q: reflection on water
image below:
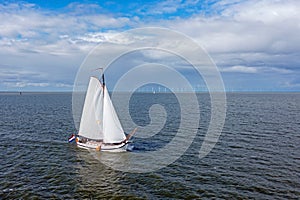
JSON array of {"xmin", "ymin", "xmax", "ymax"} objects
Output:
[{"xmin": 75, "ymin": 150, "xmax": 129, "ymax": 199}]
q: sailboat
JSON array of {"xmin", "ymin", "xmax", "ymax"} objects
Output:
[{"xmin": 76, "ymin": 73, "xmax": 136, "ymax": 152}]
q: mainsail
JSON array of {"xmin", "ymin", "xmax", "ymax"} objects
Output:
[
  {"xmin": 78, "ymin": 77, "xmax": 104, "ymax": 140},
  {"xmin": 78, "ymin": 75, "xmax": 126, "ymax": 143}
]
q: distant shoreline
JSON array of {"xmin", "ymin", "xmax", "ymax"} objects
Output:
[
  {"xmin": 0, "ymin": 91, "xmax": 73, "ymax": 95},
  {"xmin": 1, "ymin": 91, "xmax": 300, "ymax": 95}
]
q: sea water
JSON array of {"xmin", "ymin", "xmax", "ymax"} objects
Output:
[{"xmin": 0, "ymin": 92, "xmax": 299, "ymax": 199}]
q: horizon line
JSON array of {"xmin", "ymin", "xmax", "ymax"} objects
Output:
[{"xmin": 1, "ymin": 90, "xmax": 300, "ymax": 94}]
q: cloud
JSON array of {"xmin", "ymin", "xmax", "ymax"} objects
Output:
[
  {"xmin": 167, "ymin": 2, "xmax": 300, "ymax": 55},
  {"xmin": 221, "ymin": 65, "xmax": 293, "ymax": 74},
  {"xmin": 0, "ymin": 2, "xmax": 133, "ymax": 91},
  {"xmin": 5, "ymin": 82, "xmax": 50, "ymax": 88},
  {"xmin": 134, "ymin": 0, "xmax": 203, "ymax": 17},
  {"xmin": 0, "ymin": 0, "xmax": 299, "ymax": 91},
  {"xmin": 219, "ymin": 0, "xmax": 299, "ymax": 23},
  {"xmin": 0, "ymin": 2, "xmax": 131, "ymax": 38},
  {"xmin": 222, "ymin": 65, "xmax": 258, "ymax": 73},
  {"xmin": 140, "ymin": 0, "xmax": 182, "ymax": 15},
  {"xmin": 283, "ymin": 78, "xmax": 300, "ymax": 89},
  {"xmin": 55, "ymin": 83, "xmax": 73, "ymax": 88},
  {"xmin": 159, "ymin": 0, "xmax": 300, "ymax": 90},
  {"xmin": 3, "ymin": 81, "xmax": 74, "ymax": 90}
]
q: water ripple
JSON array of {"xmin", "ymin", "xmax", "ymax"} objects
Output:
[{"xmin": 0, "ymin": 93, "xmax": 299, "ymax": 199}]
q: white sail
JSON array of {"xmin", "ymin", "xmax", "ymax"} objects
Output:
[
  {"xmin": 103, "ymin": 85, "xmax": 126, "ymax": 143},
  {"xmin": 78, "ymin": 77, "xmax": 104, "ymax": 140}
]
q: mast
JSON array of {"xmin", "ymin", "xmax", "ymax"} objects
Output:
[{"xmin": 102, "ymin": 73, "xmax": 105, "ymax": 86}]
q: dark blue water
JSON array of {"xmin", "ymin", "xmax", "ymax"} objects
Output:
[{"xmin": 0, "ymin": 92, "xmax": 299, "ymax": 199}]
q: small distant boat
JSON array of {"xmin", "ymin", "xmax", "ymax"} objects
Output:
[{"xmin": 75, "ymin": 72, "xmax": 136, "ymax": 152}]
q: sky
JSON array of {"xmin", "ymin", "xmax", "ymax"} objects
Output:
[{"xmin": 0, "ymin": 0, "xmax": 300, "ymax": 92}]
